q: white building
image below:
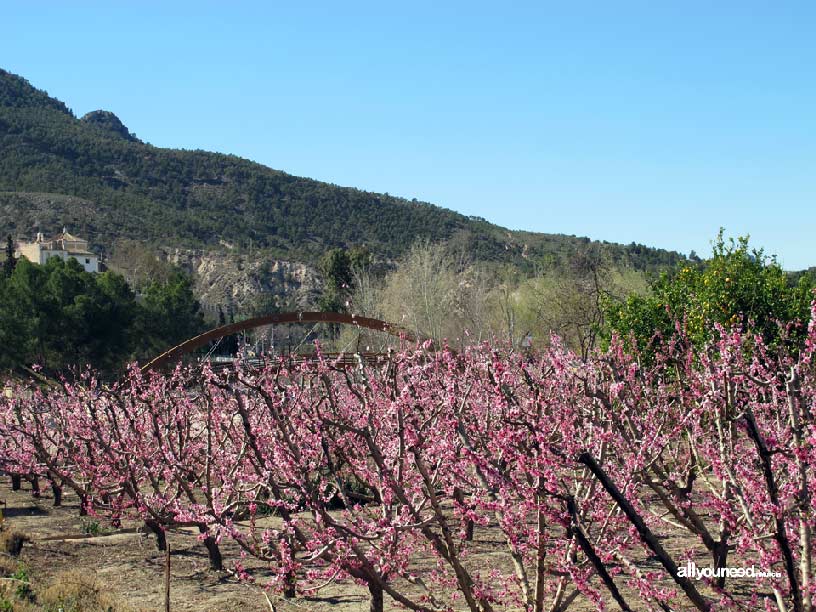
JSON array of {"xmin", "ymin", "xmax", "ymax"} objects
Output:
[{"xmin": 17, "ymin": 228, "xmax": 100, "ymax": 273}]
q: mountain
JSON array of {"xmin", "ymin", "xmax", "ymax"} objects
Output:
[{"xmin": 0, "ymin": 67, "xmax": 686, "ymax": 276}]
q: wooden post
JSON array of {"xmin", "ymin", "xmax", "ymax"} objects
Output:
[{"xmin": 164, "ymin": 540, "xmax": 171, "ymax": 612}]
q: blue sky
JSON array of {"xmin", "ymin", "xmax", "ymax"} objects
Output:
[{"xmin": 3, "ymin": 1, "xmax": 815, "ymax": 268}]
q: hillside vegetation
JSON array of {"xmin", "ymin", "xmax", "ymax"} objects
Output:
[{"xmin": 0, "ymin": 68, "xmax": 685, "ymax": 271}]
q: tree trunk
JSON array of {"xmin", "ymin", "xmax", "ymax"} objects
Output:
[
  {"xmin": 10, "ymin": 474, "xmax": 21, "ymax": 491},
  {"xmin": 713, "ymin": 534, "xmax": 730, "ymax": 589},
  {"xmin": 283, "ymin": 576, "xmax": 296, "ymax": 599},
  {"xmin": 145, "ymin": 520, "xmax": 167, "ymax": 552},
  {"xmin": 567, "ymin": 497, "xmax": 634, "ymax": 612},
  {"xmin": 283, "ymin": 537, "xmax": 296, "ymax": 598},
  {"xmin": 577, "ymin": 451, "xmax": 712, "ymax": 611},
  {"xmin": 51, "ymin": 482, "xmax": 63, "ymax": 506},
  {"xmin": 198, "ymin": 525, "xmax": 223, "ymax": 571},
  {"xmin": 368, "ymin": 582, "xmax": 384, "ymax": 612},
  {"xmin": 29, "ymin": 475, "xmax": 40, "ymax": 497},
  {"xmin": 744, "ymin": 411, "xmax": 803, "ymax": 612}
]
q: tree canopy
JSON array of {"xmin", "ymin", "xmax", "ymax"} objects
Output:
[
  {"xmin": 604, "ymin": 232, "xmax": 816, "ymax": 356},
  {"xmin": 0, "ymin": 256, "xmax": 204, "ymax": 375}
]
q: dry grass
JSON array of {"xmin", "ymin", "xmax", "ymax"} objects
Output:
[
  {"xmin": 0, "ymin": 517, "xmax": 134, "ymax": 612},
  {"xmin": 37, "ymin": 570, "xmax": 135, "ymax": 612},
  {"xmin": 0, "ymin": 568, "xmax": 135, "ymax": 612},
  {"xmin": 0, "ymin": 556, "xmax": 17, "ymax": 577}
]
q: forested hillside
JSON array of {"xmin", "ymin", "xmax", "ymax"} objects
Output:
[{"xmin": 0, "ymin": 68, "xmax": 686, "ymax": 271}]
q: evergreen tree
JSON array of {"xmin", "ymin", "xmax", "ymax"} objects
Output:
[
  {"xmin": 0, "ymin": 257, "xmax": 206, "ymax": 375},
  {"xmin": 3, "ymin": 235, "xmax": 15, "ymax": 277},
  {"xmin": 318, "ymin": 248, "xmax": 353, "ymax": 313}
]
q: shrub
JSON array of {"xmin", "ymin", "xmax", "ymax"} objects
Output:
[
  {"xmin": 0, "ymin": 528, "xmax": 27, "ymax": 556},
  {"xmin": 11, "ymin": 564, "xmax": 32, "ymax": 601},
  {"xmin": 604, "ymin": 231, "xmax": 815, "ymax": 357},
  {"xmin": 78, "ymin": 519, "xmax": 103, "ymax": 537}
]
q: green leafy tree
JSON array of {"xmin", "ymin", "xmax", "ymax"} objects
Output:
[
  {"xmin": 0, "ymin": 274, "xmax": 25, "ymax": 370},
  {"xmin": 0, "ymin": 257, "xmax": 139, "ymax": 372},
  {"xmin": 0, "ymin": 255, "xmax": 204, "ymax": 374},
  {"xmin": 318, "ymin": 248, "xmax": 354, "ymax": 313},
  {"xmin": 605, "ymin": 232, "xmax": 815, "ymax": 356},
  {"xmin": 2, "ymin": 257, "xmax": 51, "ymax": 368},
  {"xmin": 138, "ymin": 271, "xmax": 205, "ymax": 355},
  {"xmin": 92, "ymin": 271, "xmax": 140, "ymax": 368},
  {"xmin": 348, "ymin": 245, "xmax": 372, "ymax": 270}
]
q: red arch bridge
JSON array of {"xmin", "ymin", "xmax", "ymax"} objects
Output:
[{"xmin": 141, "ymin": 311, "xmax": 420, "ymax": 373}]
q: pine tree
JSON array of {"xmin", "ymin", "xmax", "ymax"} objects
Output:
[{"xmin": 4, "ymin": 235, "xmax": 16, "ymax": 277}]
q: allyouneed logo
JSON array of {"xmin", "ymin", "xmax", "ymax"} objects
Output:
[{"xmin": 678, "ymin": 561, "xmax": 782, "ymax": 580}]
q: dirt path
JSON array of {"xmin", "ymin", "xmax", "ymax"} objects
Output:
[{"xmin": 2, "ymin": 481, "xmax": 374, "ymax": 611}]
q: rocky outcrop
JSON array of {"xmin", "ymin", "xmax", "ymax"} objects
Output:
[
  {"xmin": 160, "ymin": 248, "xmax": 322, "ymax": 317},
  {"xmin": 80, "ymin": 110, "xmax": 139, "ymax": 142}
]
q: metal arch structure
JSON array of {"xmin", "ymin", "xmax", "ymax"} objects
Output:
[{"xmin": 141, "ymin": 311, "xmax": 419, "ymax": 373}]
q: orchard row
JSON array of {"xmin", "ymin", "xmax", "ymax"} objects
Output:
[{"xmin": 2, "ymin": 306, "xmax": 816, "ymax": 612}]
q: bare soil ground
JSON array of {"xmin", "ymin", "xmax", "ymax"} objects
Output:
[{"xmin": 0, "ymin": 479, "xmax": 768, "ymax": 612}]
